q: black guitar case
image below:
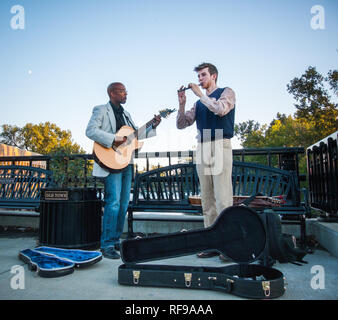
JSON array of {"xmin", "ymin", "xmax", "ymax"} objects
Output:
[{"xmin": 118, "ymin": 205, "xmax": 286, "ymax": 299}]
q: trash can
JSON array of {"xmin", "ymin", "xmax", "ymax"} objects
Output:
[{"xmin": 38, "ymin": 188, "xmax": 102, "ymax": 249}]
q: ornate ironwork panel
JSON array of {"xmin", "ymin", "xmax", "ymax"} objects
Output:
[{"xmin": 0, "ymin": 165, "xmax": 53, "ymax": 209}]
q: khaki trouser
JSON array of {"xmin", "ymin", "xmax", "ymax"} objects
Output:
[{"xmin": 196, "ymin": 138, "xmax": 233, "ymax": 228}]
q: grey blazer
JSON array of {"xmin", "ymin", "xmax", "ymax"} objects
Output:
[{"xmin": 86, "ymin": 102, "xmax": 156, "ymax": 177}]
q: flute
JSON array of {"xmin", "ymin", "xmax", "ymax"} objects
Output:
[{"xmin": 177, "ymin": 83, "xmax": 202, "ymax": 93}]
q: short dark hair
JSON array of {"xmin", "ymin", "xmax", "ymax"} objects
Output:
[
  {"xmin": 107, "ymin": 82, "xmax": 123, "ymax": 97},
  {"xmin": 194, "ymin": 63, "xmax": 218, "ymax": 82}
]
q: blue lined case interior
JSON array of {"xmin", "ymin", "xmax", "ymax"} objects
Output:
[{"xmin": 34, "ymin": 246, "xmax": 102, "ymax": 266}]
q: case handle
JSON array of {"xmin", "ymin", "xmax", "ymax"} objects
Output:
[{"xmin": 211, "ymin": 278, "xmax": 234, "ymax": 293}]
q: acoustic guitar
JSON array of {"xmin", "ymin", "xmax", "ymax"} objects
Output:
[{"xmin": 93, "ymin": 108, "xmax": 176, "ymax": 172}]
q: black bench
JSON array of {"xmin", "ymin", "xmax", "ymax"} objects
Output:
[
  {"xmin": 0, "ymin": 165, "xmax": 53, "ymax": 211},
  {"xmin": 127, "ymin": 161, "xmax": 311, "ymax": 244}
]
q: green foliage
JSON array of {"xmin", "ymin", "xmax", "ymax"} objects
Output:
[
  {"xmin": 286, "ymin": 66, "xmax": 337, "ymax": 139},
  {"xmin": 0, "ymin": 122, "xmax": 89, "ymax": 188},
  {"xmin": 0, "ymin": 124, "xmax": 24, "ymax": 148},
  {"xmin": 327, "ymin": 69, "xmax": 338, "ymax": 94},
  {"xmin": 0, "ymin": 122, "xmax": 85, "ymax": 155},
  {"xmin": 235, "ymin": 67, "xmax": 337, "ymax": 150},
  {"xmin": 235, "ymin": 67, "xmax": 337, "ymax": 174},
  {"xmin": 48, "ymin": 147, "xmax": 91, "ymax": 188},
  {"xmin": 234, "ymin": 120, "xmax": 264, "ymax": 147}
]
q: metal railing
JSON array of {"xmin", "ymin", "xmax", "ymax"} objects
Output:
[
  {"xmin": 0, "ymin": 147, "xmax": 305, "ymax": 187},
  {"xmin": 307, "ymin": 131, "xmax": 338, "ymax": 218},
  {"xmin": 134, "ymin": 146, "xmax": 304, "ymax": 168},
  {"xmin": 0, "ymin": 147, "xmax": 306, "ymax": 212},
  {"xmin": 0, "ymin": 154, "xmax": 99, "ymax": 188}
]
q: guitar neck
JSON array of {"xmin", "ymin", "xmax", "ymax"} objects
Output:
[
  {"xmin": 125, "ymin": 108, "xmax": 176, "ymax": 140},
  {"xmin": 133, "ymin": 117, "xmax": 157, "ymax": 139}
]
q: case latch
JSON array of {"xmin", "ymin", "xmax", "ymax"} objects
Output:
[
  {"xmin": 262, "ymin": 281, "xmax": 270, "ymax": 297},
  {"xmin": 133, "ymin": 270, "xmax": 140, "ymax": 285},
  {"xmin": 184, "ymin": 273, "xmax": 192, "ymax": 287}
]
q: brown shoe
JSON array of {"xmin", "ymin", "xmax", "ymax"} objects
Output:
[
  {"xmin": 197, "ymin": 251, "xmax": 219, "ymax": 258},
  {"xmin": 219, "ymin": 254, "xmax": 231, "ymax": 262}
]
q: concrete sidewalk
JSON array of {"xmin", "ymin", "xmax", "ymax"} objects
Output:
[{"xmin": 0, "ymin": 232, "xmax": 337, "ymax": 300}]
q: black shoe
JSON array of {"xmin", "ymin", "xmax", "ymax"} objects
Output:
[
  {"xmin": 101, "ymin": 248, "xmax": 120, "ymax": 259},
  {"xmin": 114, "ymin": 243, "xmax": 120, "ymax": 251},
  {"xmin": 197, "ymin": 251, "xmax": 219, "ymax": 258}
]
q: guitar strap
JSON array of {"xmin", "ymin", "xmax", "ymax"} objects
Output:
[{"xmin": 123, "ymin": 112, "xmax": 137, "ymax": 131}]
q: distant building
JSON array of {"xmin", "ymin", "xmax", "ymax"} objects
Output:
[{"xmin": 0, "ymin": 144, "xmax": 45, "ymax": 168}]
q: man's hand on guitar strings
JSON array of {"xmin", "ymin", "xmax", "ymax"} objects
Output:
[{"xmin": 112, "ymin": 136, "xmax": 127, "ymax": 149}]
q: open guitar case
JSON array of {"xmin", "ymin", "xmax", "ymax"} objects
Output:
[{"xmin": 118, "ymin": 195, "xmax": 287, "ymax": 299}]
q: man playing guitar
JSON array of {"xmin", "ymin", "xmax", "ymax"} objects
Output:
[{"xmin": 86, "ymin": 82, "xmax": 161, "ymax": 259}]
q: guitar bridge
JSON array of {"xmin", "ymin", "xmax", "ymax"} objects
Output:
[{"xmin": 112, "ymin": 146, "xmax": 122, "ymax": 155}]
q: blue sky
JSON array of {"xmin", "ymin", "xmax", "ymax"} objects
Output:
[{"xmin": 0, "ymin": 0, "xmax": 337, "ymax": 154}]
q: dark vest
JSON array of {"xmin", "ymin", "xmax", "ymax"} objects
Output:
[{"xmin": 195, "ymin": 87, "xmax": 235, "ymax": 142}]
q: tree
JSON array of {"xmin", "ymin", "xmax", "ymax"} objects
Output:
[
  {"xmin": 234, "ymin": 67, "xmax": 337, "ymax": 175},
  {"xmin": 234, "ymin": 120, "xmax": 263, "ymax": 147},
  {"xmin": 235, "ymin": 67, "xmax": 337, "ymax": 150},
  {"xmin": 0, "ymin": 122, "xmax": 85, "ymax": 155},
  {"xmin": 327, "ymin": 69, "xmax": 338, "ymax": 95},
  {"xmin": 0, "ymin": 124, "xmax": 24, "ymax": 149},
  {"xmin": 234, "ymin": 115, "xmax": 310, "ymax": 173},
  {"xmin": 286, "ymin": 66, "xmax": 337, "ymax": 140},
  {"xmin": 235, "ymin": 115, "xmax": 311, "ymax": 149},
  {"xmin": 0, "ymin": 122, "xmax": 91, "ymax": 187}
]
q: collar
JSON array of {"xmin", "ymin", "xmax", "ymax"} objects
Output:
[
  {"xmin": 206, "ymin": 86, "xmax": 219, "ymax": 96},
  {"xmin": 109, "ymin": 101, "xmax": 124, "ymax": 114}
]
